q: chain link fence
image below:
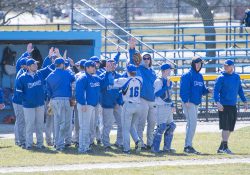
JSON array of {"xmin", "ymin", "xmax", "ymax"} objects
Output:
[{"xmin": 73, "ymin": 0, "xmax": 250, "ymax": 27}]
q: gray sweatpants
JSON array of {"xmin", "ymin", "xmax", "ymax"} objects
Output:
[
  {"xmin": 122, "ymin": 102, "xmax": 140, "ymax": 152},
  {"xmin": 102, "ymin": 105, "xmax": 123, "ymax": 147},
  {"xmin": 51, "ymin": 99, "xmax": 71, "ymax": 149},
  {"xmin": 65, "ymin": 106, "xmax": 73, "ymax": 145},
  {"xmin": 157, "ymin": 104, "xmax": 173, "ymax": 125},
  {"xmin": 78, "ymin": 104, "xmax": 95, "ymax": 152},
  {"xmin": 13, "ymin": 103, "xmax": 25, "ymax": 145},
  {"xmin": 182, "ymin": 102, "xmax": 198, "ymax": 147},
  {"xmin": 114, "ymin": 105, "xmax": 123, "ymax": 146},
  {"xmin": 90, "ymin": 104, "xmax": 102, "ymax": 144},
  {"xmin": 137, "ymin": 98, "xmax": 157, "ymax": 147},
  {"xmin": 72, "ymin": 105, "xmax": 79, "ymax": 143},
  {"xmin": 23, "ymin": 105, "xmax": 44, "ymax": 148},
  {"xmin": 45, "ymin": 101, "xmax": 54, "ymax": 145}
]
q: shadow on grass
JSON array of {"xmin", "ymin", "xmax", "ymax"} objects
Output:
[{"xmin": 0, "ymin": 146, "xmax": 12, "ymax": 149}]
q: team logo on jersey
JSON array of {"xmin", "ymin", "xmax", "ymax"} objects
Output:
[
  {"xmin": 90, "ymin": 82, "xmax": 100, "ymax": 87},
  {"xmin": 28, "ymin": 80, "xmax": 42, "ymax": 89},
  {"xmin": 194, "ymin": 81, "xmax": 203, "ymax": 87}
]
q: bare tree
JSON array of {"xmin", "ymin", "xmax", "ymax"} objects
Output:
[
  {"xmin": 0, "ymin": 0, "xmax": 37, "ymax": 25},
  {"xmin": 181, "ymin": 0, "xmax": 222, "ymax": 72}
]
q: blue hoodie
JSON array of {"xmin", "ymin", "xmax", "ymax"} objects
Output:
[
  {"xmin": 46, "ymin": 68, "xmax": 75, "ymax": 99},
  {"xmin": 129, "ymin": 48, "xmax": 155, "ymax": 100},
  {"xmin": 100, "ymin": 71, "xmax": 123, "ymax": 108},
  {"xmin": 129, "ymin": 48, "xmax": 136, "ymax": 65},
  {"xmin": 214, "ymin": 72, "xmax": 247, "ymax": 105},
  {"xmin": 12, "ymin": 68, "xmax": 27, "ymax": 105},
  {"xmin": 139, "ymin": 65, "xmax": 156, "ymax": 101},
  {"xmin": 0, "ymin": 88, "xmax": 3, "ymax": 104},
  {"xmin": 16, "ymin": 67, "xmax": 52, "ymax": 108},
  {"xmin": 76, "ymin": 72, "xmax": 111, "ymax": 107},
  {"xmin": 16, "ymin": 52, "xmax": 30, "ymax": 73},
  {"xmin": 180, "ymin": 68, "xmax": 209, "ymax": 105}
]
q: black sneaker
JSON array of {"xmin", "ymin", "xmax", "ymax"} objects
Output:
[
  {"xmin": 65, "ymin": 143, "xmax": 71, "ymax": 148},
  {"xmin": 90, "ymin": 142, "xmax": 95, "ymax": 148},
  {"xmin": 135, "ymin": 140, "xmax": 142, "ymax": 153},
  {"xmin": 218, "ymin": 148, "xmax": 233, "ymax": 154},
  {"xmin": 97, "ymin": 139, "xmax": 102, "ymax": 145},
  {"xmin": 141, "ymin": 144, "xmax": 147, "ymax": 150},
  {"xmin": 114, "ymin": 143, "xmax": 123, "ymax": 149},
  {"xmin": 104, "ymin": 146, "xmax": 113, "ymax": 151},
  {"xmin": 163, "ymin": 148, "xmax": 176, "ymax": 154},
  {"xmin": 75, "ymin": 142, "xmax": 79, "ymax": 148},
  {"xmin": 184, "ymin": 146, "xmax": 200, "ymax": 154},
  {"xmin": 26, "ymin": 146, "xmax": 32, "ymax": 150},
  {"xmin": 123, "ymin": 150, "xmax": 131, "ymax": 154}
]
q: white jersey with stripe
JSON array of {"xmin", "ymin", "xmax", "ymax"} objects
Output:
[
  {"xmin": 154, "ymin": 78, "xmax": 172, "ymax": 106},
  {"xmin": 113, "ymin": 76, "xmax": 143, "ymax": 104}
]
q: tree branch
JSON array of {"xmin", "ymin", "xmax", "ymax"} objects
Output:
[
  {"xmin": 181, "ymin": 0, "xmax": 200, "ymax": 7},
  {"xmin": 210, "ymin": 0, "xmax": 223, "ymax": 10},
  {"xmin": 3, "ymin": 11, "xmax": 27, "ymax": 25}
]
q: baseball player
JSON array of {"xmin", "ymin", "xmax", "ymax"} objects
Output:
[
  {"xmin": 46, "ymin": 57, "xmax": 75, "ymax": 151},
  {"xmin": 89, "ymin": 56, "xmax": 103, "ymax": 145},
  {"xmin": 113, "ymin": 64, "xmax": 143, "ymax": 154},
  {"xmin": 72, "ymin": 59, "xmax": 87, "ymax": 147},
  {"xmin": 180, "ymin": 56, "xmax": 211, "ymax": 154},
  {"xmin": 214, "ymin": 59, "xmax": 248, "ymax": 154},
  {"xmin": 75, "ymin": 60, "xmax": 112, "ymax": 153},
  {"xmin": 12, "ymin": 57, "xmax": 27, "ymax": 148},
  {"xmin": 151, "ymin": 64, "xmax": 176, "ymax": 153},
  {"xmin": 16, "ymin": 58, "xmax": 53, "ymax": 149},
  {"xmin": 128, "ymin": 38, "xmax": 157, "ymax": 150},
  {"xmin": 100, "ymin": 59, "xmax": 123, "ymax": 150}
]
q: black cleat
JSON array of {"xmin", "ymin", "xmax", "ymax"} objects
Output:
[{"xmin": 184, "ymin": 146, "xmax": 200, "ymax": 155}]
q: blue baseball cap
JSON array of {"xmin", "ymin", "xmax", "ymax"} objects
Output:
[
  {"xmin": 127, "ymin": 64, "xmax": 137, "ymax": 72},
  {"xmin": 54, "ymin": 58, "xmax": 65, "ymax": 65},
  {"xmin": 161, "ymin": 63, "xmax": 173, "ymax": 70},
  {"xmin": 26, "ymin": 58, "xmax": 38, "ymax": 66},
  {"xmin": 75, "ymin": 60, "xmax": 81, "ymax": 66},
  {"xmin": 79, "ymin": 59, "xmax": 87, "ymax": 67},
  {"xmin": 64, "ymin": 59, "xmax": 70, "ymax": 67},
  {"xmin": 19, "ymin": 57, "xmax": 27, "ymax": 66},
  {"xmin": 84, "ymin": 60, "xmax": 96, "ymax": 68},
  {"xmin": 224, "ymin": 59, "xmax": 234, "ymax": 66},
  {"xmin": 89, "ymin": 56, "xmax": 100, "ymax": 62},
  {"xmin": 107, "ymin": 58, "xmax": 115, "ymax": 63}
]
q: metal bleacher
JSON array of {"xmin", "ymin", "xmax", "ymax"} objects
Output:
[{"xmin": 72, "ymin": 0, "xmax": 250, "ymax": 120}]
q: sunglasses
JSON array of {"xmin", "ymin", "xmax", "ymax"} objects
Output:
[{"xmin": 143, "ymin": 57, "xmax": 151, "ymax": 60}]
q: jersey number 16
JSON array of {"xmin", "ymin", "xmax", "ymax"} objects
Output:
[{"xmin": 129, "ymin": 87, "xmax": 139, "ymax": 97}]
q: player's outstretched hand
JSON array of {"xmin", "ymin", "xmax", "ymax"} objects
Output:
[
  {"xmin": 129, "ymin": 38, "xmax": 136, "ymax": 49},
  {"xmin": 27, "ymin": 43, "xmax": 34, "ymax": 54},
  {"xmin": 217, "ymin": 102, "xmax": 224, "ymax": 111},
  {"xmin": 49, "ymin": 47, "xmax": 54, "ymax": 58},
  {"xmin": 0, "ymin": 103, "xmax": 5, "ymax": 110},
  {"xmin": 244, "ymin": 102, "xmax": 248, "ymax": 112}
]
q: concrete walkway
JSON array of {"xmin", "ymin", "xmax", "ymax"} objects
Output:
[{"xmin": 0, "ymin": 157, "xmax": 250, "ymax": 173}]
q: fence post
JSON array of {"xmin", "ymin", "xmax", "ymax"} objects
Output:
[
  {"xmin": 226, "ymin": 22, "xmax": 228, "ymax": 56},
  {"xmin": 105, "ymin": 18, "xmax": 107, "ymax": 59},
  {"xmin": 205, "ymin": 80, "xmax": 209, "ymax": 122}
]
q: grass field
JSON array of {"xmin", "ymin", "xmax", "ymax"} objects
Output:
[{"xmin": 0, "ymin": 127, "xmax": 250, "ymax": 168}]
